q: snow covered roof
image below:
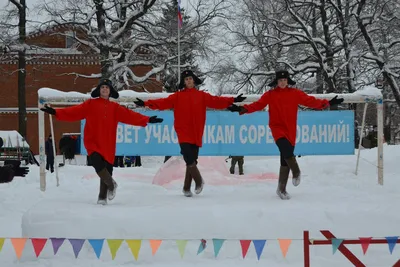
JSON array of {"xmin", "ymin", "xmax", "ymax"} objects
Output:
[
  {"xmin": 38, "ymin": 85, "xmax": 383, "ymax": 105},
  {"xmin": 0, "ymin": 130, "xmax": 30, "ymax": 148}
]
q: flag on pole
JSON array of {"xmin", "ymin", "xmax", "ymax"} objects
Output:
[{"xmin": 177, "ymin": 0, "xmax": 183, "ymax": 28}]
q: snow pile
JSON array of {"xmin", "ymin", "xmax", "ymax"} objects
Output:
[
  {"xmin": 0, "ymin": 145, "xmax": 399, "ymax": 266},
  {"xmin": 0, "ymin": 130, "xmax": 30, "ymax": 148},
  {"xmin": 353, "ymin": 85, "xmax": 383, "ymax": 97}
]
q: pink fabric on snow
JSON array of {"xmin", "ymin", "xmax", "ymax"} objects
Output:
[{"xmin": 152, "ymin": 156, "xmax": 278, "ymax": 187}]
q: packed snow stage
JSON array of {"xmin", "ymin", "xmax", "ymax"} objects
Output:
[{"xmin": 0, "ymin": 145, "xmax": 399, "ymax": 266}]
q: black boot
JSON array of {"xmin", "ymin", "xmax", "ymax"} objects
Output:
[
  {"xmin": 276, "ymin": 166, "xmax": 290, "ymax": 200},
  {"xmin": 285, "ymin": 156, "xmax": 301, "ymax": 186},
  {"xmin": 188, "ymin": 163, "xmax": 204, "ymax": 195},
  {"xmin": 182, "ymin": 167, "xmax": 193, "ymax": 197},
  {"xmin": 97, "ymin": 168, "xmax": 117, "ymax": 201}
]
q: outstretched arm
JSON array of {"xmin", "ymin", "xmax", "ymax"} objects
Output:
[
  {"xmin": 54, "ymin": 101, "xmax": 89, "ymax": 121},
  {"xmin": 241, "ymin": 91, "xmax": 270, "ymax": 114},
  {"xmin": 296, "ymin": 90, "xmax": 329, "ymax": 110},
  {"xmin": 135, "ymin": 94, "xmax": 177, "ymax": 110},
  {"xmin": 204, "ymin": 92, "xmax": 235, "ymax": 109},
  {"xmin": 116, "ymin": 105, "xmax": 150, "ymax": 127}
]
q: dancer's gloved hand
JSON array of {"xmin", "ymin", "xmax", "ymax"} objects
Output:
[
  {"xmin": 234, "ymin": 93, "xmax": 246, "ymax": 103},
  {"xmin": 134, "ymin": 98, "xmax": 145, "ymax": 107},
  {"xmin": 227, "ymin": 104, "xmax": 247, "ymax": 113},
  {"xmin": 329, "ymin": 95, "xmax": 344, "ymax": 106},
  {"xmin": 149, "ymin": 116, "xmax": 163, "ymax": 123},
  {"xmin": 40, "ymin": 105, "xmax": 56, "ymax": 115}
]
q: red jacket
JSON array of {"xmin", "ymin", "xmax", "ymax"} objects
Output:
[
  {"xmin": 145, "ymin": 88, "xmax": 234, "ymax": 147},
  {"xmin": 243, "ymin": 87, "xmax": 329, "ymax": 146},
  {"xmin": 55, "ymin": 98, "xmax": 150, "ymax": 164}
]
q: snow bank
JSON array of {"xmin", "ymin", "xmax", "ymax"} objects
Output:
[{"xmin": 38, "ymin": 85, "xmax": 383, "ymax": 105}]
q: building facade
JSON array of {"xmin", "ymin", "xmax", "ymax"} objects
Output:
[{"xmin": 0, "ymin": 25, "xmax": 163, "ymax": 154}]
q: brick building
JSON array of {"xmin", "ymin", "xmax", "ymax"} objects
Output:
[{"xmin": 0, "ymin": 25, "xmax": 163, "ymax": 154}]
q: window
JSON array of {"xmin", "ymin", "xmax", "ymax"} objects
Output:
[{"xmin": 65, "ymin": 31, "xmax": 75, "ymax": 48}]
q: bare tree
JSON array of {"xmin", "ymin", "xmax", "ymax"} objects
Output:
[{"xmin": 0, "ymin": 0, "xmax": 28, "ymax": 138}]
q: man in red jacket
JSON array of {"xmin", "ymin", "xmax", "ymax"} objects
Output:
[
  {"xmin": 41, "ymin": 79, "xmax": 163, "ymax": 204},
  {"xmin": 227, "ymin": 70, "xmax": 343, "ymax": 200},
  {"xmin": 134, "ymin": 70, "xmax": 246, "ymax": 197}
]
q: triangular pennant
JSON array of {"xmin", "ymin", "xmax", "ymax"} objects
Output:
[
  {"xmin": 107, "ymin": 239, "xmax": 123, "ymax": 260},
  {"xmin": 240, "ymin": 240, "xmax": 251, "ymax": 258},
  {"xmin": 359, "ymin": 237, "xmax": 372, "ymax": 255},
  {"xmin": 88, "ymin": 239, "xmax": 104, "ymax": 259},
  {"xmin": 149, "ymin": 240, "xmax": 162, "ymax": 256},
  {"xmin": 212, "ymin": 239, "xmax": 225, "ymax": 257},
  {"xmin": 252, "ymin": 240, "xmax": 266, "ymax": 260},
  {"xmin": 68, "ymin": 239, "xmax": 85, "ymax": 258},
  {"xmin": 176, "ymin": 240, "xmax": 187, "ymax": 258},
  {"xmin": 126, "ymin": 240, "xmax": 141, "ymax": 260},
  {"xmin": 50, "ymin": 238, "xmax": 65, "ymax": 255},
  {"xmin": 278, "ymin": 239, "xmax": 292, "ymax": 258},
  {"xmin": 331, "ymin": 238, "xmax": 343, "ymax": 254},
  {"xmin": 197, "ymin": 239, "xmax": 207, "ymax": 255},
  {"xmin": 385, "ymin": 236, "xmax": 399, "ymax": 254},
  {"xmin": 11, "ymin": 238, "xmax": 27, "ymax": 260},
  {"xmin": 0, "ymin": 238, "xmax": 5, "ymax": 252},
  {"xmin": 310, "ymin": 239, "xmax": 314, "ymax": 245},
  {"xmin": 31, "ymin": 238, "xmax": 48, "ymax": 257}
]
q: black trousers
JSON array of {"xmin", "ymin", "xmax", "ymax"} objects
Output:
[
  {"xmin": 89, "ymin": 152, "xmax": 113, "ymax": 175},
  {"xmin": 275, "ymin": 138, "xmax": 295, "ymax": 166},
  {"xmin": 46, "ymin": 156, "xmax": 54, "ymax": 171},
  {"xmin": 179, "ymin": 143, "xmax": 199, "ymax": 165}
]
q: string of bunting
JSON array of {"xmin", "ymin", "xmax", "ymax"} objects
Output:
[{"xmin": 0, "ymin": 236, "xmax": 398, "ymax": 260}]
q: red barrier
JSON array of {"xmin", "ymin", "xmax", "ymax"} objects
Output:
[{"xmin": 304, "ymin": 230, "xmax": 400, "ymax": 267}]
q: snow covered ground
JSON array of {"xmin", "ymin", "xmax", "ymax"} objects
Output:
[{"xmin": 0, "ymin": 145, "xmax": 399, "ymax": 266}]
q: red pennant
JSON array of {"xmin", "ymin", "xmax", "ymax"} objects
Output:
[
  {"xmin": 240, "ymin": 240, "xmax": 251, "ymax": 258},
  {"xmin": 31, "ymin": 238, "xmax": 48, "ymax": 257},
  {"xmin": 359, "ymin": 237, "xmax": 372, "ymax": 255}
]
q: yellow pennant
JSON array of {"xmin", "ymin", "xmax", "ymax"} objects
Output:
[
  {"xmin": 126, "ymin": 240, "xmax": 141, "ymax": 260},
  {"xmin": 176, "ymin": 240, "xmax": 188, "ymax": 258},
  {"xmin": 107, "ymin": 239, "xmax": 123, "ymax": 260},
  {"xmin": 0, "ymin": 238, "xmax": 5, "ymax": 252}
]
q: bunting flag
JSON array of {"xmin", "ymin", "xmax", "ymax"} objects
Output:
[
  {"xmin": 107, "ymin": 239, "xmax": 123, "ymax": 260},
  {"xmin": 1, "ymin": 234, "xmax": 399, "ymax": 261},
  {"xmin": 239, "ymin": 240, "xmax": 251, "ymax": 258},
  {"xmin": 50, "ymin": 238, "xmax": 65, "ymax": 255},
  {"xmin": 177, "ymin": 0, "xmax": 183, "ymax": 28},
  {"xmin": 126, "ymin": 240, "xmax": 141, "ymax": 260},
  {"xmin": 212, "ymin": 239, "xmax": 225, "ymax": 257},
  {"xmin": 385, "ymin": 236, "xmax": 399, "ymax": 254},
  {"xmin": 278, "ymin": 239, "xmax": 292, "ymax": 258},
  {"xmin": 31, "ymin": 238, "xmax": 47, "ymax": 257},
  {"xmin": 252, "ymin": 240, "xmax": 266, "ymax": 260},
  {"xmin": 197, "ymin": 239, "xmax": 207, "ymax": 255},
  {"xmin": 69, "ymin": 239, "xmax": 85, "ymax": 258},
  {"xmin": 88, "ymin": 239, "xmax": 104, "ymax": 259},
  {"xmin": 176, "ymin": 240, "xmax": 187, "ymax": 258},
  {"xmin": 0, "ymin": 238, "xmax": 5, "ymax": 252},
  {"xmin": 331, "ymin": 238, "xmax": 343, "ymax": 254},
  {"xmin": 149, "ymin": 240, "xmax": 162, "ymax": 256},
  {"xmin": 11, "ymin": 238, "xmax": 27, "ymax": 260},
  {"xmin": 359, "ymin": 237, "xmax": 372, "ymax": 255}
]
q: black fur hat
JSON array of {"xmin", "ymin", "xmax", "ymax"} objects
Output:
[
  {"xmin": 178, "ymin": 70, "xmax": 203, "ymax": 89},
  {"xmin": 268, "ymin": 70, "xmax": 296, "ymax": 87},
  {"xmin": 91, "ymin": 78, "xmax": 119, "ymax": 99}
]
